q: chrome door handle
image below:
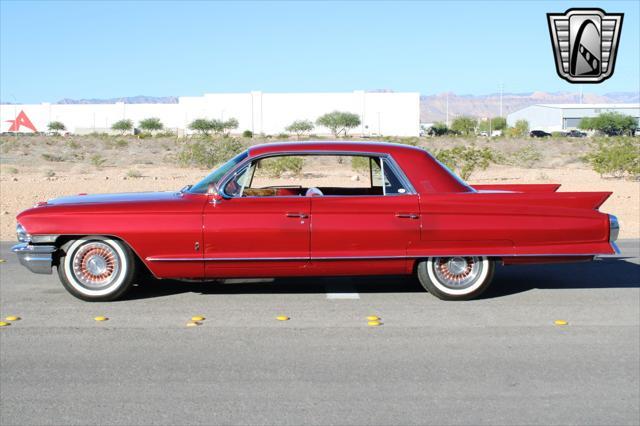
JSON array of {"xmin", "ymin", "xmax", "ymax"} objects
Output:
[
  {"xmin": 286, "ymin": 212, "xmax": 308, "ymax": 218},
  {"xmin": 395, "ymin": 213, "xmax": 419, "ymax": 219}
]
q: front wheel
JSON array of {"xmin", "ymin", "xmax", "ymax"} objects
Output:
[
  {"xmin": 58, "ymin": 237, "xmax": 135, "ymax": 301},
  {"xmin": 416, "ymin": 256, "xmax": 494, "ymax": 300}
]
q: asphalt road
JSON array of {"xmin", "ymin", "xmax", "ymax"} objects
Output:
[{"xmin": 1, "ymin": 241, "xmax": 639, "ymax": 426}]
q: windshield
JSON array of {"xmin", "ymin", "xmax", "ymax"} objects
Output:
[{"xmin": 188, "ymin": 151, "xmax": 248, "ymax": 194}]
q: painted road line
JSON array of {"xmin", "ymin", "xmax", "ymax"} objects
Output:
[{"xmin": 325, "ymin": 280, "xmax": 360, "ymax": 300}]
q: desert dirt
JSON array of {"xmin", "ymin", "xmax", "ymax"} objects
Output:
[{"xmin": 0, "ymin": 135, "xmax": 638, "ymax": 240}]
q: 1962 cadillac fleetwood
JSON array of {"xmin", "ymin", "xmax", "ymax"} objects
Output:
[{"xmin": 13, "ymin": 142, "xmax": 619, "ymax": 301}]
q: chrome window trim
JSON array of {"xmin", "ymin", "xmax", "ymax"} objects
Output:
[{"xmin": 217, "ymin": 150, "xmax": 417, "ymax": 199}]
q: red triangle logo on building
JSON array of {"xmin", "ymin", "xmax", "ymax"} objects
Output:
[{"xmin": 6, "ymin": 110, "xmax": 37, "ymax": 132}]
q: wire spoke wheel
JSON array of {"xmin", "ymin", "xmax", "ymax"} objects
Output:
[
  {"xmin": 417, "ymin": 256, "xmax": 494, "ymax": 300},
  {"xmin": 433, "ymin": 257, "xmax": 482, "ymax": 290},
  {"xmin": 59, "ymin": 237, "xmax": 135, "ymax": 301},
  {"xmin": 72, "ymin": 242, "xmax": 121, "ymax": 289}
]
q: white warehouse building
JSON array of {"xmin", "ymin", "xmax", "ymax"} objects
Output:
[
  {"xmin": 0, "ymin": 91, "xmax": 420, "ymax": 137},
  {"xmin": 507, "ymin": 103, "xmax": 640, "ymax": 132}
]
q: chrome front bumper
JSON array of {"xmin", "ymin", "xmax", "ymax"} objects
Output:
[{"xmin": 11, "ymin": 243, "xmax": 56, "ymax": 274}]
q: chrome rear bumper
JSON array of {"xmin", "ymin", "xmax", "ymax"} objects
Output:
[{"xmin": 11, "ymin": 243, "xmax": 56, "ymax": 274}]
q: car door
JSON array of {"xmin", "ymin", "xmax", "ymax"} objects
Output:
[
  {"xmin": 202, "ymin": 160, "xmax": 310, "ymax": 278},
  {"xmin": 309, "ymin": 156, "xmax": 420, "ymax": 275}
]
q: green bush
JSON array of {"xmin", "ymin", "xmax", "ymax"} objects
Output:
[
  {"xmin": 434, "ymin": 146, "xmax": 497, "ymax": 180},
  {"xmin": 507, "ymin": 146, "xmax": 542, "ymax": 168},
  {"xmin": 242, "ymin": 130, "xmax": 253, "ymax": 138},
  {"xmin": 351, "ymin": 156, "xmax": 370, "ymax": 172},
  {"xmin": 584, "ymin": 138, "xmax": 640, "ymax": 178},
  {"xmin": 126, "ymin": 169, "xmax": 143, "ymax": 179},
  {"xmin": 90, "ymin": 154, "xmax": 107, "ymax": 168},
  {"xmin": 42, "ymin": 153, "xmax": 66, "ymax": 162},
  {"xmin": 176, "ymin": 138, "xmax": 246, "ymax": 168},
  {"xmin": 579, "ymin": 112, "xmax": 638, "ymax": 136},
  {"xmin": 264, "ymin": 156, "xmax": 304, "ymax": 177}
]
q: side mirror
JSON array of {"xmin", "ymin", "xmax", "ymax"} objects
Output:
[{"xmin": 207, "ymin": 183, "xmax": 224, "ymax": 203}]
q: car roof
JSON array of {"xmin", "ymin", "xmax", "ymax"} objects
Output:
[{"xmin": 248, "ymin": 141, "xmax": 425, "ymax": 157}]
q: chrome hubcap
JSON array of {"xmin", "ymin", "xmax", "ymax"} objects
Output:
[
  {"xmin": 72, "ymin": 242, "xmax": 120, "ymax": 289},
  {"xmin": 433, "ymin": 257, "xmax": 482, "ymax": 289}
]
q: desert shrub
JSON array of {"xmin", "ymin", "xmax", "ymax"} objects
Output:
[
  {"xmin": 428, "ymin": 122, "xmax": 449, "ymax": 136},
  {"xmin": 316, "ymin": 111, "xmax": 361, "ymax": 137},
  {"xmin": 137, "ymin": 132, "xmax": 152, "ymax": 139},
  {"xmin": 47, "ymin": 121, "xmax": 66, "ymax": 133},
  {"xmin": 579, "ymin": 112, "xmax": 638, "ymax": 136},
  {"xmin": 397, "ymin": 137, "xmax": 420, "ymax": 146},
  {"xmin": 264, "ymin": 156, "xmax": 304, "ymax": 177},
  {"xmin": 7, "ymin": 167, "xmax": 18, "ymax": 174},
  {"xmin": 434, "ymin": 146, "xmax": 497, "ymax": 180},
  {"xmin": 138, "ymin": 117, "xmax": 164, "ymax": 132},
  {"xmin": 42, "ymin": 153, "xmax": 65, "ymax": 162},
  {"xmin": 126, "ymin": 169, "xmax": 143, "ymax": 178},
  {"xmin": 507, "ymin": 146, "xmax": 542, "ymax": 168},
  {"xmin": 551, "ymin": 131, "xmax": 565, "ymax": 138},
  {"xmin": 450, "ymin": 116, "xmax": 477, "ymax": 135},
  {"xmin": 285, "ymin": 120, "xmax": 314, "ymax": 138},
  {"xmin": 505, "ymin": 119, "xmax": 529, "ymax": 138},
  {"xmin": 155, "ymin": 130, "xmax": 176, "ymax": 138},
  {"xmin": 242, "ymin": 130, "xmax": 253, "ymax": 138},
  {"xmin": 44, "ymin": 170, "xmax": 56, "ymax": 177},
  {"xmin": 111, "ymin": 119, "xmax": 133, "ymax": 134},
  {"xmin": 66, "ymin": 140, "xmax": 81, "ymax": 149},
  {"xmin": 584, "ymin": 138, "xmax": 640, "ymax": 179},
  {"xmin": 103, "ymin": 138, "xmax": 129, "ymax": 149},
  {"xmin": 277, "ymin": 133, "xmax": 290, "ymax": 139},
  {"xmin": 176, "ymin": 138, "xmax": 246, "ymax": 168},
  {"xmin": 90, "ymin": 154, "xmax": 107, "ymax": 168},
  {"xmin": 351, "ymin": 156, "xmax": 370, "ymax": 172}
]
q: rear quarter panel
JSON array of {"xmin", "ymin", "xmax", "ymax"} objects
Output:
[{"xmin": 413, "ymin": 192, "xmax": 613, "ymax": 256}]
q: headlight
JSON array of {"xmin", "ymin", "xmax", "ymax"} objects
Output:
[
  {"xmin": 16, "ymin": 223, "xmax": 31, "ymax": 243},
  {"xmin": 609, "ymin": 215, "xmax": 619, "ymax": 242}
]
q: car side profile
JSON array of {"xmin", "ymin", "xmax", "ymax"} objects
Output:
[
  {"xmin": 13, "ymin": 141, "xmax": 619, "ymax": 301},
  {"xmin": 529, "ymin": 130, "xmax": 552, "ymax": 137}
]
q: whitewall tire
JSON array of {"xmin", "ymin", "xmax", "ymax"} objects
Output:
[
  {"xmin": 417, "ymin": 256, "xmax": 494, "ymax": 300},
  {"xmin": 58, "ymin": 237, "xmax": 135, "ymax": 301}
]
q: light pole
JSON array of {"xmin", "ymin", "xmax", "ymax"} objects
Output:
[{"xmin": 445, "ymin": 92, "xmax": 449, "ymax": 127}]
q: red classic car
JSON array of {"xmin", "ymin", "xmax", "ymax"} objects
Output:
[{"xmin": 13, "ymin": 141, "xmax": 619, "ymax": 301}]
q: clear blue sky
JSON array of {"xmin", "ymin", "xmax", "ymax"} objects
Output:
[{"xmin": 1, "ymin": 0, "xmax": 638, "ymax": 103}]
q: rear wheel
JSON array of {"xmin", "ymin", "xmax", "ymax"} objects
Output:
[
  {"xmin": 416, "ymin": 256, "xmax": 494, "ymax": 300},
  {"xmin": 58, "ymin": 237, "xmax": 135, "ymax": 301}
]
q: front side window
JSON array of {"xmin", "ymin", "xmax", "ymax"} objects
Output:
[{"xmin": 222, "ymin": 154, "xmax": 411, "ymax": 197}]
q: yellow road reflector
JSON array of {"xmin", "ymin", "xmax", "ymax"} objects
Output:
[
  {"xmin": 0, "ymin": 321, "xmax": 10, "ymax": 327},
  {"xmin": 276, "ymin": 315, "xmax": 290, "ymax": 321},
  {"xmin": 366, "ymin": 316, "xmax": 380, "ymax": 321},
  {"xmin": 191, "ymin": 316, "xmax": 205, "ymax": 322},
  {"xmin": 94, "ymin": 316, "xmax": 108, "ymax": 322},
  {"xmin": 186, "ymin": 321, "xmax": 201, "ymax": 327},
  {"xmin": 554, "ymin": 320, "xmax": 568, "ymax": 326},
  {"xmin": 5, "ymin": 316, "xmax": 20, "ymax": 321},
  {"xmin": 368, "ymin": 321, "xmax": 382, "ymax": 327}
]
